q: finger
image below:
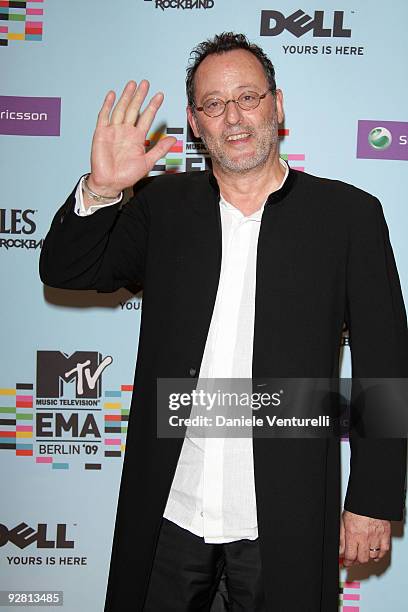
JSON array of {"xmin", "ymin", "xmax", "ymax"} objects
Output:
[
  {"xmin": 124, "ymin": 79, "xmax": 150, "ymax": 125},
  {"xmin": 368, "ymin": 544, "xmax": 381, "ymax": 562},
  {"xmin": 357, "ymin": 540, "xmax": 370, "ymax": 564},
  {"xmin": 343, "ymin": 535, "xmax": 358, "ymax": 567},
  {"xmin": 96, "ymin": 90, "xmax": 116, "ymax": 128},
  {"xmin": 145, "ymin": 136, "xmax": 177, "ymax": 170},
  {"xmin": 135, "ymin": 92, "xmax": 166, "ymax": 138},
  {"xmin": 377, "ymin": 533, "xmax": 391, "ymax": 560},
  {"xmin": 110, "ymin": 80, "xmax": 138, "ymax": 125}
]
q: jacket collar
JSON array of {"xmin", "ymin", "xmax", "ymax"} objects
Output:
[{"xmin": 207, "ymin": 158, "xmax": 298, "ymax": 206}]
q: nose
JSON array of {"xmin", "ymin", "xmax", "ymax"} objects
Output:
[{"xmin": 224, "ymin": 99, "xmax": 243, "ymax": 125}]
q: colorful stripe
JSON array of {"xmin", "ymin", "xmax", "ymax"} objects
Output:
[
  {"xmin": 105, "ymin": 390, "xmax": 122, "ymax": 398},
  {"xmin": 16, "ymin": 431, "xmax": 33, "ymax": 438},
  {"xmin": 287, "ymin": 154, "xmax": 305, "ymax": 161},
  {"xmin": 85, "ymin": 463, "xmax": 101, "ymax": 470},
  {"xmin": 105, "ymin": 450, "xmax": 121, "ymax": 457},
  {"xmin": 52, "ymin": 463, "xmax": 69, "ymax": 470},
  {"xmin": 105, "ymin": 414, "xmax": 121, "ymax": 421},
  {"xmin": 16, "ymin": 413, "xmax": 33, "ymax": 420}
]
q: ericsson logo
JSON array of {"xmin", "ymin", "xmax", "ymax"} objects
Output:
[
  {"xmin": 368, "ymin": 127, "xmax": 392, "ymax": 150},
  {"xmin": 357, "ymin": 120, "xmax": 408, "ymax": 161}
]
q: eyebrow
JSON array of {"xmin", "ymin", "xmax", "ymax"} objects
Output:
[{"xmin": 201, "ymin": 84, "xmax": 262, "ymax": 99}]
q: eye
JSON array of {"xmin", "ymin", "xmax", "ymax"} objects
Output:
[
  {"xmin": 240, "ymin": 92, "xmax": 258, "ymax": 102},
  {"xmin": 204, "ymin": 99, "xmax": 222, "ymax": 110}
]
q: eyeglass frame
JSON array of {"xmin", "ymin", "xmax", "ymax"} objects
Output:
[{"xmin": 193, "ymin": 88, "xmax": 275, "ymax": 118}]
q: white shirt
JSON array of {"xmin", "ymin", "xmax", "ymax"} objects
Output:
[{"xmin": 74, "ymin": 158, "xmax": 289, "ymax": 543}]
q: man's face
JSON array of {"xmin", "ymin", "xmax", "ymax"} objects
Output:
[{"xmin": 187, "ymin": 49, "xmax": 284, "ymax": 174}]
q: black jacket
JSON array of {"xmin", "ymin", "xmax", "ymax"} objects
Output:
[{"xmin": 40, "ymin": 166, "xmax": 408, "ymax": 611}]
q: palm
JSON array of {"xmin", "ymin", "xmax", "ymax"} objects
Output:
[{"xmin": 90, "ymin": 80, "xmax": 176, "ymax": 194}]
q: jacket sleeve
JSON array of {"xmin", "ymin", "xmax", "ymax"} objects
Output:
[
  {"xmin": 39, "ymin": 178, "xmax": 150, "ymax": 292},
  {"xmin": 343, "ymin": 193, "xmax": 408, "ymax": 520}
]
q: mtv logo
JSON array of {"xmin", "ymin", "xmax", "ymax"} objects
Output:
[{"xmin": 36, "ymin": 351, "xmax": 113, "ymax": 399}]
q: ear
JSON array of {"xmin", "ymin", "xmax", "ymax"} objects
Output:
[
  {"xmin": 274, "ymin": 89, "xmax": 285, "ymax": 125},
  {"xmin": 187, "ymin": 105, "xmax": 201, "ymax": 138}
]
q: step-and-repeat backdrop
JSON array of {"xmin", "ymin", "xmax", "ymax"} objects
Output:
[{"xmin": 1, "ymin": 1, "xmax": 407, "ymax": 610}]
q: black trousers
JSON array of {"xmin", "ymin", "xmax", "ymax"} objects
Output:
[{"xmin": 143, "ymin": 517, "xmax": 267, "ymax": 611}]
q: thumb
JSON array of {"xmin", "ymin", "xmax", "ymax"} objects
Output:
[{"xmin": 145, "ymin": 136, "xmax": 177, "ymax": 169}]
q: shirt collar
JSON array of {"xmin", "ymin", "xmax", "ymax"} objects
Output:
[{"xmin": 219, "ymin": 157, "xmax": 289, "ymax": 220}]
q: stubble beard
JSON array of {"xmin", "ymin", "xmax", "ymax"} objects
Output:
[{"xmin": 197, "ymin": 114, "xmax": 279, "ymax": 174}]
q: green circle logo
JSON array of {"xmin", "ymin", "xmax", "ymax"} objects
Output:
[{"xmin": 368, "ymin": 127, "xmax": 392, "ymax": 150}]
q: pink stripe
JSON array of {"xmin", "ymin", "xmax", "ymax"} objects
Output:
[
  {"xmin": 27, "ymin": 8, "xmax": 43, "ymax": 14},
  {"xmin": 26, "ymin": 21, "xmax": 43, "ymax": 28},
  {"xmin": 0, "ymin": 26, "xmax": 8, "ymax": 33},
  {"xmin": 105, "ymin": 438, "xmax": 121, "ymax": 445},
  {"xmin": 16, "ymin": 395, "xmax": 32, "ymax": 401},
  {"xmin": 343, "ymin": 607, "xmax": 359, "ymax": 612},
  {"xmin": 28, "ymin": 0, "xmax": 44, "ymax": 3},
  {"xmin": 288, "ymin": 154, "xmax": 305, "ymax": 161},
  {"xmin": 344, "ymin": 581, "xmax": 360, "ymax": 588},
  {"xmin": 16, "ymin": 425, "xmax": 32, "ymax": 432},
  {"xmin": 294, "ymin": 166, "xmax": 305, "ymax": 172},
  {"xmin": 36, "ymin": 457, "xmax": 53, "ymax": 463},
  {"xmin": 343, "ymin": 594, "xmax": 360, "ymax": 601}
]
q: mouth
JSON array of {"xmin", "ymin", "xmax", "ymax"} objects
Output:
[{"xmin": 225, "ymin": 132, "xmax": 252, "ymax": 143}]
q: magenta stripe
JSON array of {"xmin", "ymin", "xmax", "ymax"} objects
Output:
[
  {"xmin": 26, "ymin": 21, "xmax": 43, "ymax": 28},
  {"xmin": 294, "ymin": 166, "xmax": 305, "ymax": 172},
  {"xmin": 16, "ymin": 425, "xmax": 32, "ymax": 432},
  {"xmin": 0, "ymin": 26, "xmax": 8, "ymax": 33},
  {"xmin": 342, "ymin": 607, "xmax": 359, "ymax": 612},
  {"xmin": 36, "ymin": 457, "xmax": 53, "ymax": 463},
  {"xmin": 344, "ymin": 582, "xmax": 360, "ymax": 588},
  {"xmin": 288, "ymin": 154, "xmax": 305, "ymax": 161},
  {"xmin": 105, "ymin": 438, "xmax": 121, "ymax": 445},
  {"xmin": 28, "ymin": 0, "xmax": 44, "ymax": 3},
  {"xmin": 343, "ymin": 594, "xmax": 360, "ymax": 601},
  {"xmin": 16, "ymin": 395, "xmax": 33, "ymax": 401},
  {"xmin": 27, "ymin": 8, "xmax": 43, "ymax": 14}
]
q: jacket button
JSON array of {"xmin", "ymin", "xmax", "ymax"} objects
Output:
[{"xmin": 189, "ymin": 367, "xmax": 197, "ymax": 377}]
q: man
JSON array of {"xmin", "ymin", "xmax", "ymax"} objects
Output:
[{"xmin": 40, "ymin": 33, "xmax": 407, "ymax": 611}]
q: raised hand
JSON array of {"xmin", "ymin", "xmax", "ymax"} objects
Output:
[{"xmin": 87, "ymin": 80, "xmax": 176, "ymax": 197}]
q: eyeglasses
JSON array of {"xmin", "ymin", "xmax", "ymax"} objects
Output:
[{"xmin": 194, "ymin": 89, "xmax": 273, "ymax": 118}]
